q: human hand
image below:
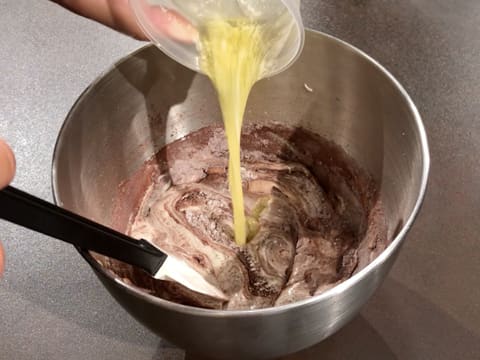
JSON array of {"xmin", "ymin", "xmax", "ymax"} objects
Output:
[
  {"xmin": 0, "ymin": 139, "xmax": 16, "ymax": 275},
  {"xmin": 51, "ymin": 0, "xmax": 196, "ymax": 42}
]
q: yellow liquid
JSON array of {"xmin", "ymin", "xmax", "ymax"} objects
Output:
[{"xmin": 199, "ymin": 20, "xmax": 272, "ymax": 246}]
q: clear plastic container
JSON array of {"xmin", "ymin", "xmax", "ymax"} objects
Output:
[{"xmin": 129, "ymin": 0, "xmax": 304, "ymax": 78}]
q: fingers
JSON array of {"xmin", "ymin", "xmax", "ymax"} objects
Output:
[
  {"xmin": 0, "ymin": 139, "xmax": 14, "ymax": 276},
  {"xmin": 51, "ymin": 0, "xmax": 197, "ymax": 43},
  {"xmin": 52, "ymin": 0, "xmax": 148, "ymax": 40},
  {"xmin": 0, "ymin": 138, "xmax": 15, "ymax": 189},
  {"xmin": 105, "ymin": 0, "xmax": 150, "ymax": 40}
]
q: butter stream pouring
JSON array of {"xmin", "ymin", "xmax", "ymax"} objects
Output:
[{"xmin": 199, "ymin": 17, "xmax": 292, "ymax": 245}]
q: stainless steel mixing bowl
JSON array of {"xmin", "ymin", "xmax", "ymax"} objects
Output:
[{"xmin": 52, "ymin": 30, "xmax": 429, "ymax": 359}]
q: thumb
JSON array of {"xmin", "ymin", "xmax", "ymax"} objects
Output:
[
  {"xmin": 0, "ymin": 139, "xmax": 15, "ymax": 189},
  {"xmin": 0, "ymin": 139, "xmax": 14, "ymax": 275},
  {"xmin": 143, "ymin": 5, "xmax": 198, "ymax": 44}
]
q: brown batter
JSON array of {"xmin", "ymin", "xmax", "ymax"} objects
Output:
[{"xmin": 101, "ymin": 124, "xmax": 388, "ymax": 310}]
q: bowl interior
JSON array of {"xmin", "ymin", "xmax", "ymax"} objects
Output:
[{"xmin": 54, "ymin": 32, "xmax": 427, "ymax": 251}]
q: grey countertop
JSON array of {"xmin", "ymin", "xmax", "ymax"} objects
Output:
[{"xmin": 1, "ymin": 0, "xmax": 479, "ymax": 359}]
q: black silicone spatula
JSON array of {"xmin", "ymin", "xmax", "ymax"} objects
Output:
[{"xmin": 0, "ymin": 186, "xmax": 225, "ymax": 299}]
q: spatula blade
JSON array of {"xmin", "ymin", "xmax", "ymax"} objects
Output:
[{"xmin": 155, "ymin": 255, "xmax": 228, "ymax": 300}]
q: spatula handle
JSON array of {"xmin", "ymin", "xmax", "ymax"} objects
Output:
[{"xmin": 0, "ymin": 186, "xmax": 166, "ymax": 276}]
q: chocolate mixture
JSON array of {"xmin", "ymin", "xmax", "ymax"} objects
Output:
[{"xmin": 100, "ymin": 124, "xmax": 388, "ymax": 310}]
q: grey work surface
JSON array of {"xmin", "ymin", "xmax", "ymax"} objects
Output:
[{"xmin": 0, "ymin": 0, "xmax": 478, "ymax": 359}]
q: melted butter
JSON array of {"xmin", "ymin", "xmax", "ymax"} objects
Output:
[{"xmin": 199, "ymin": 19, "xmax": 273, "ymax": 246}]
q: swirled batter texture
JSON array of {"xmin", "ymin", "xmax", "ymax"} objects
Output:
[{"xmin": 103, "ymin": 125, "xmax": 388, "ymax": 310}]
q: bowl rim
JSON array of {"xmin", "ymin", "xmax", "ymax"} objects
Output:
[{"xmin": 51, "ymin": 29, "xmax": 430, "ymax": 318}]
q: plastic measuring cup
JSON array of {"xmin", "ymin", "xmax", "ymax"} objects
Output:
[{"xmin": 129, "ymin": 0, "xmax": 304, "ymax": 78}]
